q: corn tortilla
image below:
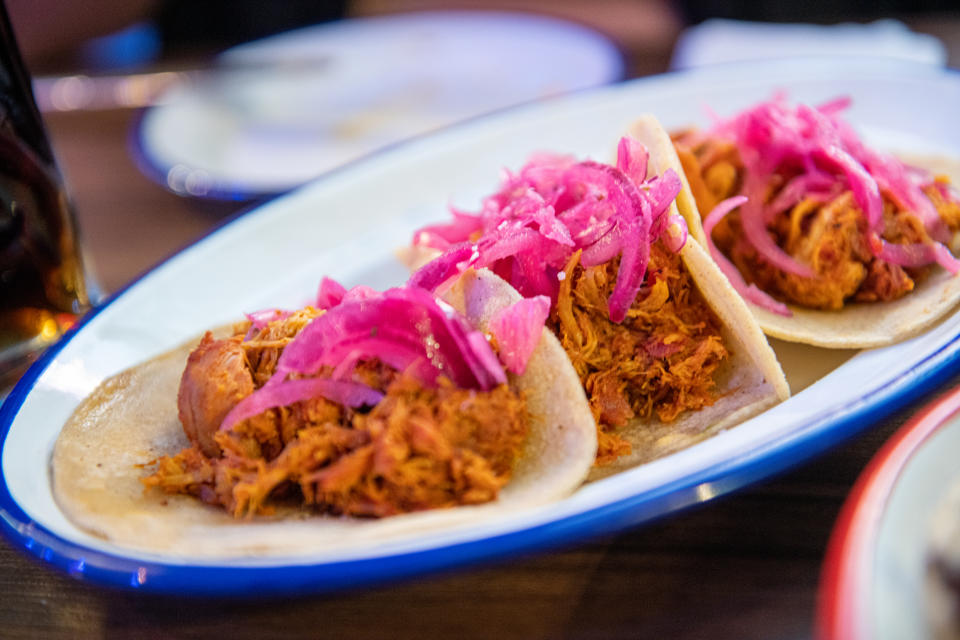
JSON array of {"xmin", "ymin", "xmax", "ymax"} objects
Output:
[{"xmin": 50, "ymin": 271, "xmax": 597, "ymax": 559}]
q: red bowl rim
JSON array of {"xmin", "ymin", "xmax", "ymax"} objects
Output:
[{"xmin": 816, "ymin": 383, "xmax": 960, "ymax": 640}]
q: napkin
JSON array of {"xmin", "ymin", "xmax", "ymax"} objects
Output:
[{"xmin": 671, "ymin": 18, "xmax": 947, "ymax": 69}]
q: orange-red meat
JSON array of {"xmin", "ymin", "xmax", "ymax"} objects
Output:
[
  {"xmin": 549, "ymin": 243, "xmax": 729, "ymax": 464},
  {"xmin": 145, "ymin": 311, "xmax": 528, "ymax": 518},
  {"xmin": 674, "ymin": 134, "xmax": 960, "ymax": 309}
]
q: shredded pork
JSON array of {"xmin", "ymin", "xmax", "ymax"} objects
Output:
[
  {"xmin": 549, "ymin": 243, "xmax": 729, "ymax": 464},
  {"xmin": 143, "ymin": 312, "xmax": 528, "ymax": 518},
  {"xmin": 675, "ymin": 134, "xmax": 960, "ymax": 309}
]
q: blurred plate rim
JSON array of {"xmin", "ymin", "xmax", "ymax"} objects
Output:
[
  {"xmin": 817, "ymin": 380, "xmax": 960, "ymax": 639},
  {"xmin": 130, "ymin": 9, "xmax": 626, "ymax": 201}
]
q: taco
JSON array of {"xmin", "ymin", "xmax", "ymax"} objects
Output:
[
  {"xmin": 50, "ymin": 273, "xmax": 597, "ymax": 558},
  {"xmin": 406, "ymin": 134, "xmax": 789, "ymax": 474},
  {"xmin": 630, "ymin": 96, "xmax": 960, "ymax": 348}
]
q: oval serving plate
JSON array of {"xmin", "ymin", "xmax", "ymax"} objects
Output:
[
  {"xmin": 5, "ymin": 57, "xmax": 960, "ymax": 596},
  {"xmin": 817, "ymin": 384, "xmax": 960, "ymax": 640}
]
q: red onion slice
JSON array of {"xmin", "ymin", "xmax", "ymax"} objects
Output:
[
  {"xmin": 221, "ymin": 378, "xmax": 384, "ymax": 432},
  {"xmin": 316, "ymin": 277, "xmax": 347, "ymax": 310},
  {"xmin": 409, "ymin": 136, "xmax": 684, "ymax": 325},
  {"xmin": 489, "ymin": 295, "xmax": 551, "ymax": 375},
  {"xmin": 877, "ymin": 239, "xmax": 960, "ymax": 274},
  {"xmin": 739, "ymin": 174, "xmax": 814, "ymax": 278},
  {"xmin": 709, "ymin": 94, "xmax": 958, "ymax": 276},
  {"xmin": 275, "ymin": 286, "xmax": 506, "ymax": 392},
  {"xmin": 704, "ymin": 195, "xmax": 791, "ymax": 316}
]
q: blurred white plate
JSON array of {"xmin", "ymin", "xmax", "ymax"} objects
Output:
[
  {"xmin": 134, "ymin": 11, "xmax": 624, "ymax": 199},
  {"xmin": 819, "ymin": 384, "xmax": 960, "ymax": 640}
]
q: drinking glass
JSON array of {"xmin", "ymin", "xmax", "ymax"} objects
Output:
[{"xmin": 0, "ymin": 2, "xmax": 91, "ymax": 391}]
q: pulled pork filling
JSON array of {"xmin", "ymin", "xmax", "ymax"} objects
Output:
[
  {"xmin": 674, "ymin": 135, "xmax": 960, "ymax": 310},
  {"xmin": 409, "ymin": 138, "xmax": 730, "ymax": 467},
  {"xmin": 549, "ymin": 241, "xmax": 728, "ymax": 464},
  {"xmin": 143, "ymin": 311, "xmax": 529, "ymax": 518}
]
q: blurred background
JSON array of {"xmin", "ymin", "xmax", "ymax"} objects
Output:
[
  {"xmin": 4, "ymin": 0, "xmax": 960, "ymax": 293},
  {"xmin": 8, "ymin": 0, "xmax": 960, "ymax": 76}
]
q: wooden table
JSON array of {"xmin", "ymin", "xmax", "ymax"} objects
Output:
[{"xmin": 4, "ymin": 38, "xmax": 960, "ymax": 638}]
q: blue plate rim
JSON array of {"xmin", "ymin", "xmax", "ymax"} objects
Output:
[{"xmin": 3, "ymin": 56, "xmax": 960, "ymax": 595}]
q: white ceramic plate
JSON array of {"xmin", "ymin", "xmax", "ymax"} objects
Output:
[
  {"xmin": 134, "ymin": 11, "xmax": 624, "ymax": 198},
  {"xmin": 4, "ymin": 57, "xmax": 960, "ymax": 595}
]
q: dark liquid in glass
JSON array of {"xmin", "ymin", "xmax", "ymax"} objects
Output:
[{"xmin": 0, "ymin": 3, "xmax": 89, "ymax": 388}]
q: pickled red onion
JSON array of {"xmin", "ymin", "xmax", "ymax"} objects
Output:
[
  {"xmin": 243, "ymin": 308, "xmax": 292, "ymax": 340},
  {"xmin": 245, "ymin": 308, "xmax": 291, "ymax": 331},
  {"xmin": 221, "ymin": 282, "xmax": 510, "ymax": 432},
  {"xmin": 707, "ymin": 94, "xmax": 957, "ymax": 277},
  {"xmin": 407, "ymin": 243, "xmax": 475, "ymax": 292},
  {"xmin": 411, "ymin": 136, "xmax": 685, "ymax": 324},
  {"xmin": 316, "ymin": 277, "xmax": 347, "ymax": 310},
  {"xmin": 415, "ymin": 208, "xmax": 483, "ymax": 251},
  {"xmin": 274, "ymin": 286, "xmax": 506, "ymax": 391},
  {"xmin": 763, "ymin": 172, "xmax": 836, "ymax": 221},
  {"xmin": 876, "ymin": 239, "xmax": 960, "ymax": 274},
  {"xmin": 661, "ymin": 214, "xmax": 688, "ymax": 253},
  {"xmin": 617, "ymin": 136, "xmax": 648, "ymax": 185},
  {"xmin": 489, "ymin": 296, "xmax": 551, "ymax": 375},
  {"xmin": 739, "ymin": 173, "xmax": 814, "ymax": 278},
  {"xmin": 703, "ymin": 196, "xmax": 791, "ymax": 316},
  {"xmin": 221, "ymin": 378, "xmax": 384, "ymax": 432}
]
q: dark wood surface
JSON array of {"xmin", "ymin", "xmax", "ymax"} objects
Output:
[{"xmin": 4, "ymin": 25, "xmax": 960, "ymax": 636}]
